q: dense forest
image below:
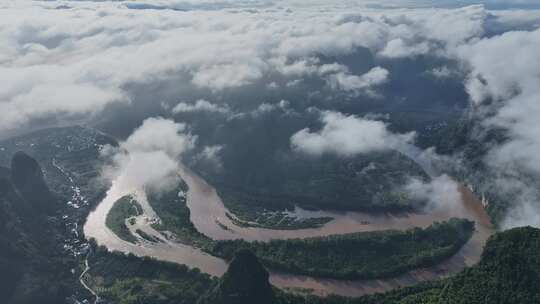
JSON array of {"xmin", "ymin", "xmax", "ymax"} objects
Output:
[
  {"xmin": 84, "ymin": 227, "xmax": 540, "ymax": 304},
  {"xmin": 105, "ymin": 195, "xmax": 142, "ymax": 243},
  {"xmin": 212, "ymin": 218, "xmax": 473, "ymax": 280},
  {"xmin": 0, "ymin": 126, "xmax": 116, "ymax": 207},
  {"xmin": 0, "ymin": 127, "xmax": 119, "ymax": 304},
  {"xmin": 147, "ymin": 182, "xmax": 213, "ymax": 247},
  {"xmin": 276, "ymin": 227, "xmax": 540, "ymax": 304},
  {"xmin": 85, "ymin": 242, "xmax": 217, "ymax": 304},
  {"xmin": 218, "ymin": 188, "xmax": 334, "ymax": 230},
  {"xmin": 146, "ymin": 183, "xmax": 474, "ymax": 280},
  {"xmin": 0, "ymin": 152, "xmax": 81, "ymax": 303},
  {"xmin": 1, "ymin": 126, "xmax": 537, "ymax": 304},
  {"xmin": 412, "ymin": 116, "xmax": 515, "ymax": 227},
  {"xmin": 199, "ymin": 150, "xmax": 427, "ymax": 217},
  {"xmin": 198, "ymin": 249, "xmax": 276, "ymax": 304}
]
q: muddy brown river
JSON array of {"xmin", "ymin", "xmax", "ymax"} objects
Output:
[{"xmin": 84, "ymin": 163, "xmax": 493, "ymax": 297}]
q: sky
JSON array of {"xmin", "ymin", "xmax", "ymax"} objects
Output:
[{"xmin": 2, "ymin": 0, "xmax": 540, "ymax": 228}]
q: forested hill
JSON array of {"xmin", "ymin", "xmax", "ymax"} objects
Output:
[
  {"xmin": 82, "ymin": 223, "xmax": 540, "ymax": 304},
  {"xmin": 198, "ymin": 249, "xmax": 276, "ymax": 304},
  {"xmin": 278, "ymin": 226, "xmax": 540, "ymax": 304},
  {"xmin": 178, "ymin": 227, "xmax": 540, "ymax": 304},
  {"xmin": 0, "ymin": 152, "xmax": 74, "ymax": 304},
  {"xmin": 435, "ymin": 226, "xmax": 540, "ymax": 303}
]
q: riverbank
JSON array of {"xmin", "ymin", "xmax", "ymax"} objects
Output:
[{"xmin": 84, "ymin": 163, "xmax": 493, "ymax": 296}]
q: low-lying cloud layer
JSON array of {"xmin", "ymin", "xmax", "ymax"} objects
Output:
[
  {"xmin": 453, "ymin": 25, "xmax": 540, "ymax": 228},
  {"xmin": 172, "ymin": 99, "xmax": 230, "ymax": 114},
  {"xmin": 3, "ymin": 1, "xmax": 540, "ymax": 229},
  {"xmin": 103, "ymin": 117, "xmax": 195, "ymax": 191},
  {"xmin": 291, "ymin": 111, "xmax": 415, "ymax": 156},
  {"xmin": 0, "ymin": 1, "xmax": 487, "ymax": 131},
  {"xmin": 404, "ymin": 175, "xmax": 465, "ymax": 213}
]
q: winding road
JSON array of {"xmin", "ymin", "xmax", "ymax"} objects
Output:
[{"xmin": 80, "ymin": 258, "xmax": 100, "ymax": 304}]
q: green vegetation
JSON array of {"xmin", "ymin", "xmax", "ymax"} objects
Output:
[
  {"xmin": 146, "ymin": 182, "xmax": 474, "ymax": 280},
  {"xmin": 413, "ymin": 117, "xmax": 515, "ymax": 228},
  {"xmin": 135, "ymin": 229, "xmax": 162, "ymax": 243},
  {"xmin": 217, "ymin": 181, "xmax": 336, "ymax": 230},
  {"xmin": 211, "ymin": 218, "xmax": 474, "ymax": 280},
  {"xmin": 0, "ymin": 152, "xmax": 82, "ymax": 303},
  {"xmin": 198, "ymin": 249, "xmax": 276, "ymax": 304},
  {"xmin": 208, "ymin": 151, "xmax": 426, "ymax": 228},
  {"xmin": 0, "ymin": 126, "xmax": 117, "ymax": 206},
  {"xmin": 435, "ymin": 226, "xmax": 540, "ymax": 303},
  {"xmin": 85, "ymin": 243, "xmax": 217, "ymax": 304},
  {"xmin": 223, "ymin": 207, "xmax": 333, "ymax": 230},
  {"xmin": 204, "ymin": 151, "xmax": 427, "ymax": 216},
  {"xmin": 89, "ymin": 227, "xmax": 540, "ymax": 304},
  {"xmin": 6, "ymin": 124, "xmax": 525, "ymax": 304},
  {"xmin": 105, "ymin": 195, "xmax": 142, "ymax": 243},
  {"xmin": 275, "ymin": 281, "xmax": 446, "ymax": 304},
  {"xmin": 0, "ymin": 128, "xmax": 120, "ymax": 303},
  {"xmin": 277, "ymin": 226, "xmax": 540, "ymax": 304},
  {"xmin": 147, "ymin": 182, "xmax": 213, "ymax": 248}
]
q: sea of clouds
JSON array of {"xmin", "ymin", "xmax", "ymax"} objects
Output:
[{"xmin": 2, "ymin": 0, "xmax": 540, "ymax": 228}]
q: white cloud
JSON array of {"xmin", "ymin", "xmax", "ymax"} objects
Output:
[
  {"xmin": 452, "ymin": 26, "xmax": 540, "ymax": 228},
  {"xmin": 0, "ymin": 1, "xmax": 500, "ymax": 132},
  {"xmin": 107, "ymin": 150, "xmax": 181, "ymax": 193},
  {"xmin": 457, "ymin": 29, "xmax": 540, "ymax": 105},
  {"xmin": 4, "ymin": 0, "xmax": 540, "ymax": 228},
  {"xmin": 0, "ymin": 80, "xmax": 126, "ymax": 129},
  {"xmin": 404, "ymin": 175, "xmax": 465, "ymax": 213},
  {"xmin": 427, "ymin": 66, "xmax": 457, "ymax": 79},
  {"xmin": 191, "ymin": 63, "xmax": 265, "ymax": 90},
  {"xmin": 172, "ymin": 99, "xmax": 230, "ymax": 114},
  {"xmin": 272, "ymin": 58, "xmax": 387, "ymax": 94},
  {"xmin": 291, "ymin": 110, "xmax": 415, "ymax": 156},
  {"xmin": 418, "ymin": 5, "xmax": 486, "ymax": 46},
  {"xmin": 272, "ymin": 57, "xmax": 321, "ymax": 77},
  {"xmin": 122, "ymin": 117, "xmax": 196, "ymax": 157},
  {"xmin": 327, "ymin": 66, "xmax": 389, "ymax": 93},
  {"xmin": 255, "ymin": 103, "xmax": 276, "ymax": 114},
  {"xmin": 456, "ymin": 29, "xmax": 540, "ymax": 175},
  {"xmin": 201, "ymin": 145, "xmax": 223, "ymax": 160},
  {"xmin": 196, "ymin": 144, "xmax": 224, "ymax": 168},
  {"xmin": 489, "ymin": 9, "xmax": 540, "ymax": 29},
  {"xmin": 103, "ymin": 117, "xmax": 196, "ymax": 191},
  {"xmin": 502, "ymin": 201, "xmax": 540, "ymax": 229},
  {"xmin": 379, "ymin": 38, "xmax": 430, "ymax": 58}
]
